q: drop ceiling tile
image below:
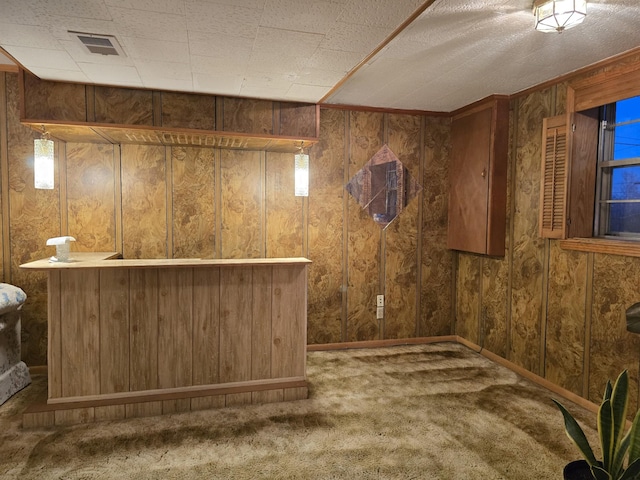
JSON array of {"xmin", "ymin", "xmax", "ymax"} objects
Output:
[
  {"xmin": 191, "ymin": 55, "xmax": 248, "ymax": 76},
  {"xmin": 188, "ymin": 31, "xmax": 254, "ymax": 59},
  {"xmin": 78, "ymin": 62, "xmax": 142, "ymax": 85},
  {"xmin": 186, "ymin": 1, "xmax": 263, "ymax": 38},
  {"xmin": 104, "ymin": 0, "xmax": 186, "ymax": 15},
  {"xmin": 193, "ymin": 72, "xmax": 243, "ymax": 95},
  {"xmin": 142, "ymin": 77, "xmax": 194, "ymax": 92},
  {"xmin": 240, "ymin": 84, "xmax": 290, "ymax": 100},
  {"xmin": 320, "ymin": 21, "xmax": 390, "ymax": 53},
  {"xmin": 306, "ymin": 48, "xmax": 365, "ymax": 73},
  {"xmin": 0, "ymin": 0, "xmax": 39, "ymax": 25},
  {"xmin": 4, "ymin": 45, "xmax": 77, "ymax": 70},
  {"xmin": 0, "ymin": 23, "xmax": 61, "ymax": 49},
  {"xmin": 260, "ymin": 0, "xmax": 341, "ymax": 34},
  {"xmin": 339, "ymin": 0, "xmax": 424, "ymax": 28},
  {"xmin": 106, "ymin": 7, "xmax": 187, "ymax": 43},
  {"xmin": 135, "ymin": 61, "xmax": 192, "ymax": 80},
  {"xmin": 23, "ymin": 67, "xmax": 91, "ymax": 83},
  {"xmin": 294, "ymin": 68, "xmax": 345, "ymax": 87},
  {"xmin": 121, "ymin": 37, "xmax": 190, "ymax": 63},
  {"xmin": 189, "ymin": 0, "xmax": 267, "ymax": 8},
  {"xmin": 252, "ymin": 27, "xmax": 323, "ymax": 58},
  {"xmin": 245, "ymin": 54, "xmax": 308, "ymax": 76},
  {"xmin": 32, "ymin": 0, "xmax": 112, "ymax": 20},
  {"xmin": 286, "ymin": 83, "xmax": 331, "ymax": 102}
]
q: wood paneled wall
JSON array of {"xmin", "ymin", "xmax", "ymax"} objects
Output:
[
  {"xmin": 454, "ymin": 52, "xmax": 640, "ymax": 411},
  {"xmin": 0, "ymin": 72, "xmax": 453, "ymax": 366}
]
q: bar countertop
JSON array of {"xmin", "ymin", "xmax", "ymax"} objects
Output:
[{"xmin": 20, "ymin": 252, "xmax": 312, "ymax": 270}]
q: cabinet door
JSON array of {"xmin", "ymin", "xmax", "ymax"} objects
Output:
[{"xmin": 447, "ymin": 107, "xmax": 492, "ymax": 254}]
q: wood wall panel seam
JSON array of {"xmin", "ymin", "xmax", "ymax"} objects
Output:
[
  {"xmin": 540, "ymin": 239, "xmax": 550, "ymax": 378},
  {"xmin": 0, "ymin": 73, "xmax": 10, "ymax": 280},
  {"xmin": 341, "ymin": 110, "xmax": 349, "ymax": 343},
  {"xmin": 505, "ymin": 99, "xmax": 519, "ymax": 362},
  {"xmin": 583, "ymin": 252, "xmax": 594, "ymax": 399},
  {"xmin": 415, "ymin": 114, "xmax": 426, "ymax": 337},
  {"xmin": 58, "ymin": 141, "xmax": 68, "ymax": 235},
  {"xmin": 165, "ymin": 146, "xmax": 173, "ymax": 259}
]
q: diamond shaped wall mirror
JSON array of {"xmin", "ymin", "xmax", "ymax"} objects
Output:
[{"xmin": 345, "ymin": 144, "xmax": 422, "ymax": 229}]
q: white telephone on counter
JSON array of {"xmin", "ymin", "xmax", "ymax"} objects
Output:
[{"xmin": 46, "ymin": 236, "xmax": 76, "ymax": 263}]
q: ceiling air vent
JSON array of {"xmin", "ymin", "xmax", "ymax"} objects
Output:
[{"xmin": 70, "ymin": 31, "xmax": 126, "ymax": 56}]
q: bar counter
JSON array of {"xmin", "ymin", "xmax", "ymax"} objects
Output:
[{"xmin": 20, "ymin": 253, "xmax": 311, "ymax": 427}]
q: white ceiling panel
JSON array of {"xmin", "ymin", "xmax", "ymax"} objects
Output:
[{"xmin": 0, "ymin": 0, "xmax": 638, "ymax": 112}]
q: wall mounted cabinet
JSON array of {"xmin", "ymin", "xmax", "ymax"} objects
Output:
[{"xmin": 447, "ymin": 96, "xmax": 509, "ymax": 256}]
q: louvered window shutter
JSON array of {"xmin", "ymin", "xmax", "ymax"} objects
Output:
[{"xmin": 539, "ymin": 115, "xmax": 567, "ymax": 238}]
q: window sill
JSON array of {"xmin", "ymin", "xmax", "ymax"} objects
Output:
[{"xmin": 559, "ymin": 237, "xmax": 640, "ymax": 258}]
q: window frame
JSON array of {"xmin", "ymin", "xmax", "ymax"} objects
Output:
[{"xmin": 558, "ymin": 60, "xmax": 640, "ymax": 257}]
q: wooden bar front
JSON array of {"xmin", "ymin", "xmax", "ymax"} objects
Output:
[{"xmin": 20, "ymin": 253, "xmax": 310, "ymax": 426}]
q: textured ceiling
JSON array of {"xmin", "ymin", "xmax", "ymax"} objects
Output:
[{"xmin": 0, "ymin": 0, "xmax": 638, "ymax": 112}]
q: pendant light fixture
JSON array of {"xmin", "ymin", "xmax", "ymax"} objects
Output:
[
  {"xmin": 294, "ymin": 142, "xmax": 309, "ymax": 197},
  {"xmin": 34, "ymin": 127, "xmax": 54, "ymax": 189},
  {"xmin": 533, "ymin": 0, "xmax": 587, "ymax": 33}
]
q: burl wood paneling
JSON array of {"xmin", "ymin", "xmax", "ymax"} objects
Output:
[
  {"xmin": 161, "ymin": 92, "xmax": 215, "ymax": 130},
  {"xmin": 455, "ymin": 253, "xmax": 481, "ymax": 343},
  {"xmin": 280, "ymin": 103, "xmax": 317, "ymax": 137},
  {"xmin": 22, "ymin": 72, "xmax": 86, "ymax": 122},
  {"xmin": 509, "ymin": 89, "xmax": 553, "ymax": 374},
  {"xmin": 121, "ymin": 144, "xmax": 167, "ymax": 259},
  {"xmin": 223, "ymin": 97, "xmax": 273, "ymax": 134},
  {"xmin": 66, "ymin": 143, "xmax": 116, "ymax": 252},
  {"xmin": 589, "ymin": 254, "xmax": 640, "ymax": 412},
  {"xmin": 7, "ymin": 74, "xmax": 58, "ymax": 366},
  {"xmin": 347, "ymin": 110, "xmax": 383, "ymax": 341},
  {"xmin": 220, "ymin": 149, "xmax": 262, "ymax": 258},
  {"xmin": 266, "ymin": 152, "xmax": 303, "ymax": 258},
  {"xmin": 171, "ymin": 146, "xmax": 215, "ymax": 258},
  {"xmin": 94, "ymin": 86, "xmax": 153, "ymax": 125},
  {"xmin": 545, "ymin": 242, "xmax": 587, "ymax": 395},
  {"xmin": 421, "ymin": 117, "xmax": 453, "ymax": 336},
  {"xmin": 481, "ymin": 257, "xmax": 509, "ymax": 357},
  {"xmin": 307, "ymin": 108, "xmax": 345, "ymax": 344},
  {"xmin": 385, "ymin": 114, "xmax": 421, "ymax": 339}
]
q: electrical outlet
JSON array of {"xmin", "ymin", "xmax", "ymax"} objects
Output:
[
  {"xmin": 376, "ymin": 295, "xmax": 384, "ymax": 307},
  {"xmin": 376, "ymin": 306, "xmax": 384, "ymax": 319}
]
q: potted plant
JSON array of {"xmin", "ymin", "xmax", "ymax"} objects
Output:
[{"xmin": 554, "ymin": 370, "xmax": 640, "ymax": 480}]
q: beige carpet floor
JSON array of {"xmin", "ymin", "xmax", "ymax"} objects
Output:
[{"xmin": 0, "ymin": 342, "xmax": 598, "ymax": 479}]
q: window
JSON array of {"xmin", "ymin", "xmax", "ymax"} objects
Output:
[{"xmin": 595, "ymin": 95, "xmax": 640, "ymax": 237}]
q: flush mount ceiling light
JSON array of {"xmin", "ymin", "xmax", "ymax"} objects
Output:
[{"xmin": 533, "ymin": 0, "xmax": 587, "ymax": 33}]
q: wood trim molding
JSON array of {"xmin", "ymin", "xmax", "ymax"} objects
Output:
[
  {"xmin": 455, "ymin": 336, "xmax": 599, "ymax": 415},
  {"xmin": 31, "ymin": 377, "xmax": 307, "ymax": 411},
  {"xmin": 559, "ymin": 237, "xmax": 640, "ymax": 258},
  {"xmin": 307, "ymin": 335, "xmax": 458, "ymax": 351}
]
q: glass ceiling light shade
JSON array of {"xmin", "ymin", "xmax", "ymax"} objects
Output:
[
  {"xmin": 294, "ymin": 144, "xmax": 309, "ymax": 197},
  {"xmin": 533, "ymin": 0, "xmax": 587, "ymax": 33},
  {"xmin": 34, "ymin": 129, "xmax": 54, "ymax": 190}
]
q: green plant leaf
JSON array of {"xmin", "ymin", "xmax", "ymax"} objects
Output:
[
  {"xmin": 611, "ymin": 371, "xmax": 630, "ymax": 453},
  {"xmin": 592, "ymin": 465, "xmax": 613, "ymax": 480},
  {"xmin": 553, "ymin": 399, "xmax": 598, "ymax": 466},
  {"xmin": 619, "ymin": 458, "xmax": 640, "ymax": 480},
  {"xmin": 600, "ymin": 399, "xmax": 615, "ymax": 472},
  {"xmin": 613, "ymin": 432, "xmax": 631, "ymax": 477},
  {"xmin": 605, "ymin": 381, "xmax": 614, "ymax": 402},
  {"xmin": 628, "ymin": 409, "xmax": 640, "ymax": 465}
]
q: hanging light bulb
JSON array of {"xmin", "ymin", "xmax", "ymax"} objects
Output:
[
  {"xmin": 294, "ymin": 142, "xmax": 309, "ymax": 197},
  {"xmin": 34, "ymin": 127, "xmax": 54, "ymax": 189}
]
